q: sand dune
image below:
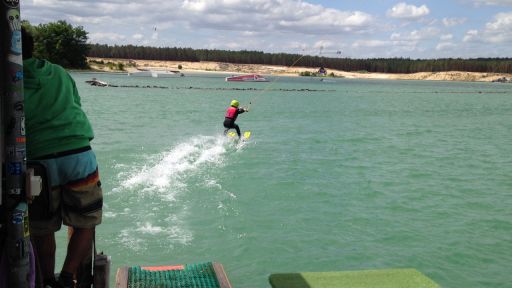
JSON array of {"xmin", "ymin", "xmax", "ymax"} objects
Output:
[{"xmin": 88, "ymin": 57, "xmax": 512, "ymax": 83}]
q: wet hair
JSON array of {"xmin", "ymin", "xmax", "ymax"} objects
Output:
[{"xmin": 21, "ymin": 27, "xmax": 33, "ymax": 60}]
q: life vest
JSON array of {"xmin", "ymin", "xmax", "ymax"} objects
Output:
[{"xmin": 225, "ymin": 106, "xmax": 237, "ymax": 119}]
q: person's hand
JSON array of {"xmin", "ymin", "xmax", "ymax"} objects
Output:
[{"xmin": 244, "ymin": 107, "xmax": 249, "ymax": 112}]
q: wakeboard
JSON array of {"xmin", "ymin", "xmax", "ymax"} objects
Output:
[{"xmin": 227, "ymin": 131, "xmax": 251, "ymax": 141}]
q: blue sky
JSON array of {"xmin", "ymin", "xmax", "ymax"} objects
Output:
[{"xmin": 21, "ymin": 0, "xmax": 512, "ymax": 58}]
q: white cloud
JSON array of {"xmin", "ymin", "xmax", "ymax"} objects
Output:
[
  {"xmin": 32, "ymin": 0, "xmax": 59, "ymax": 5},
  {"xmin": 442, "ymin": 17, "xmax": 467, "ymax": 27},
  {"xmin": 485, "ymin": 12, "xmax": 512, "ymax": 31},
  {"xmin": 468, "ymin": 0, "xmax": 512, "ymax": 6},
  {"xmin": 28, "ymin": 1, "xmax": 184, "ymax": 24},
  {"xmin": 88, "ymin": 32, "xmax": 126, "ymax": 43},
  {"xmin": 284, "ymin": 41, "xmax": 309, "ymax": 52},
  {"xmin": 390, "ymin": 27, "xmax": 440, "ymax": 41},
  {"xmin": 22, "ymin": 0, "xmax": 377, "ymax": 45},
  {"xmin": 181, "ymin": 0, "xmax": 207, "ymax": 12},
  {"xmin": 277, "ymin": 10, "xmax": 373, "ymax": 34},
  {"xmin": 352, "ymin": 39, "xmax": 419, "ymax": 57},
  {"xmin": 314, "ymin": 40, "xmax": 334, "ymax": 50},
  {"xmin": 181, "ymin": 0, "xmax": 374, "ymax": 34},
  {"xmin": 463, "ymin": 30, "xmax": 479, "ymax": 42},
  {"xmin": 463, "ymin": 12, "xmax": 512, "ymax": 43},
  {"xmin": 436, "ymin": 42, "xmax": 456, "ymax": 51},
  {"xmin": 205, "ymin": 40, "xmax": 244, "ymax": 50},
  {"xmin": 440, "ymin": 34, "xmax": 453, "ymax": 41},
  {"xmin": 68, "ymin": 15, "xmax": 111, "ymax": 25},
  {"xmin": 132, "ymin": 34, "xmax": 143, "ymax": 40},
  {"xmin": 387, "ymin": 2, "xmax": 430, "ymax": 19},
  {"xmin": 241, "ymin": 31, "xmax": 258, "ymax": 36},
  {"xmin": 19, "ymin": 0, "xmax": 512, "ymax": 57},
  {"xmin": 352, "ymin": 40, "xmax": 389, "ymax": 48}
]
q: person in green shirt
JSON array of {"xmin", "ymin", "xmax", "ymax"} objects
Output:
[{"xmin": 22, "ymin": 28, "xmax": 103, "ymax": 288}]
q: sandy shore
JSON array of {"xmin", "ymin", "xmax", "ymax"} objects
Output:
[{"xmin": 88, "ymin": 57, "xmax": 512, "ymax": 82}]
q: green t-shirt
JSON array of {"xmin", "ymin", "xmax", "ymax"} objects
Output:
[{"xmin": 23, "ymin": 58, "xmax": 94, "ymax": 159}]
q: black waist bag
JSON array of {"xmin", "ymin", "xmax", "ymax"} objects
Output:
[{"xmin": 27, "ymin": 161, "xmax": 54, "ymax": 221}]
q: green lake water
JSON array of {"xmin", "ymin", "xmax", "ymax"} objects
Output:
[{"xmin": 58, "ymin": 72, "xmax": 511, "ymax": 287}]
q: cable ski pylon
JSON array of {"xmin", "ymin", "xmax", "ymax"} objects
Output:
[{"xmin": 246, "ymin": 46, "xmax": 327, "ymax": 112}]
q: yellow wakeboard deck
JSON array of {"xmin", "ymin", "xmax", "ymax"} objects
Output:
[{"xmin": 227, "ymin": 131, "xmax": 251, "ymax": 140}]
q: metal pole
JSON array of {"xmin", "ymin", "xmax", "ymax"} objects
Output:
[
  {"xmin": 1, "ymin": 0, "xmax": 31, "ymax": 287},
  {"xmin": 0, "ymin": 0, "xmax": 5, "ymax": 205}
]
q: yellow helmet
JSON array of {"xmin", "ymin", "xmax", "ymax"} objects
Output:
[{"xmin": 230, "ymin": 100, "xmax": 239, "ymax": 107}]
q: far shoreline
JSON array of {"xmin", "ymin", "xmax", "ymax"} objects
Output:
[{"xmin": 86, "ymin": 57, "xmax": 512, "ymax": 83}]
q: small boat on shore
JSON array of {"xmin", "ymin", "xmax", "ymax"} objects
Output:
[
  {"xmin": 225, "ymin": 74, "xmax": 268, "ymax": 82},
  {"xmin": 129, "ymin": 70, "xmax": 184, "ymax": 78},
  {"xmin": 85, "ymin": 78, "xmax": 110, "ymax": 87}
]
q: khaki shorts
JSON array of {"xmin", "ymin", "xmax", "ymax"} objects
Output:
[{"xmin": 30, "ymin": 149, "xmax": 103, "ymax": 235}]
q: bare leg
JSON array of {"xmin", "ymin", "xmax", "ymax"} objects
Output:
[
  {"xmin": 31, "ymin": 233, "xmax": 56, "ymax": 281},
  {"xmin": 61, "ymin": 227, "xmax": 94, "ymax": 274}
]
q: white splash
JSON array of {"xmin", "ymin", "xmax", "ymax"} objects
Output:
[
  {"xmin": 120, "ymin": 135, "xmax": 229, "ymax": 196},
  {"xmin": 112, "ymin": 134, "xmax": 244, "ymax": 252},
  {"xmin": 103, "ymin": 211, "xmax": 117, "ymax": 218},
  {"xmin": 136, "ymin": 222, "xmax": 163, "ymax": 234},
  {"xmin": 118, "ymin": 218, "xmax": 193, "ymax": 252}
]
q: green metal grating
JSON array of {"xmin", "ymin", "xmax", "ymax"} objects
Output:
[{"xmin": 128, "ymin": 262, "xmax": 221, "ymax": 288}]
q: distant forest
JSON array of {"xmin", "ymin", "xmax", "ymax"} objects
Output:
[{"xmin": 88, "ymin": 44, "xmax": 512, "ymax": 74}]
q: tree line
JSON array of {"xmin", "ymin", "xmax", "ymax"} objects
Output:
[
  {"xmin": 21, "ymin": 20, "xmax": 512, "ymax": 73},
  {"xmin": 22, "ymin": 20, "xmax": 89, "ymax": 69},
  {"xmin": 88, "ymin": 44, "xmax": 512, "ymax": 74}
]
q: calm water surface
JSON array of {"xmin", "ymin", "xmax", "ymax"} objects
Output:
[{"xmin": 58, "ymin": 72, "xmax": 511, "ymax": 287}]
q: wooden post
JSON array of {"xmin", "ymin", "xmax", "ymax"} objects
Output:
[
  {"xmin": 212, "ymin": 262, "xmax": 233, "ymax": 288},
  {"xmin": 114, "ymin": 267, "xmax": 129, "ymax": 288}
]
